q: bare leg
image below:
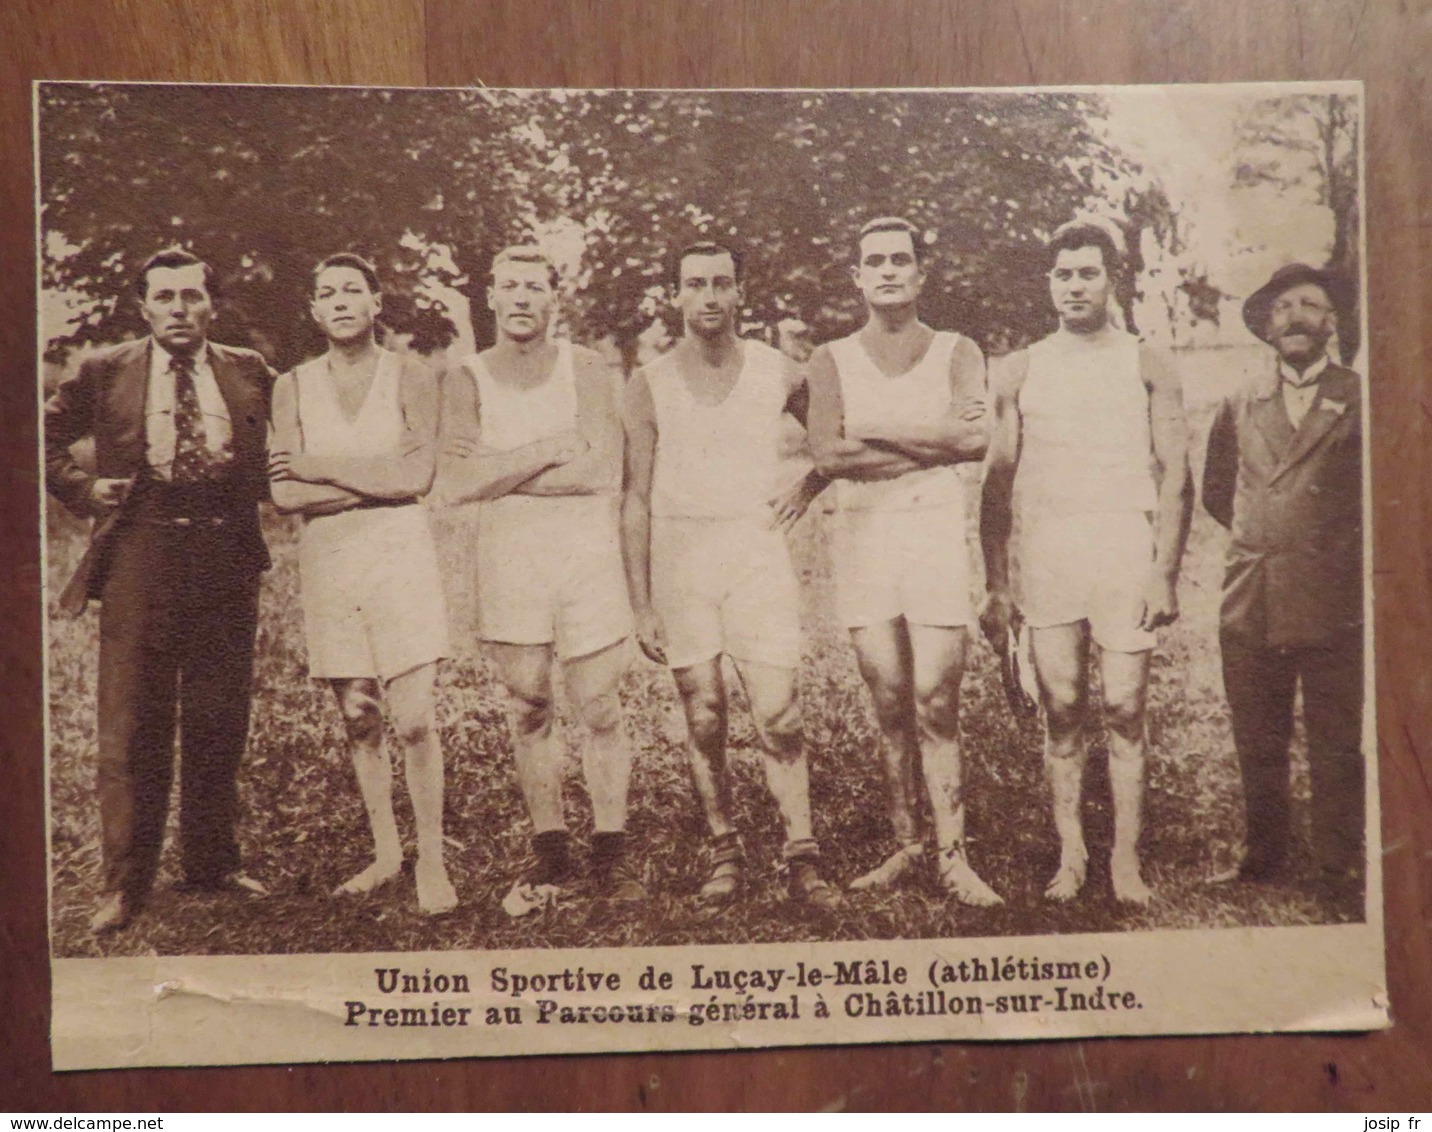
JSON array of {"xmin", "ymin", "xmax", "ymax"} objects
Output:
[
  {"xmin": 848, "ymin": 619, "xmax": 924, "ymax": 889},
  {"xmin": 672, "ymin": 659, "xmax": 743, "ymax": 900},
  {"xmin": 909, "ymin": 624, "xmax": 1001, "ymax": 906},
  {"xmin": 564, "ymin": 638, "xmax": 634, "ymax": 834},
  {"xmin": 731, "ymin": 659, "xmax": 812, "ymax": 846},
  {"xmin": 1100, "ymin": 647, "xmax": 1154, "ymax": 905},
  {"xmin": 731, "ymin": 658, "xmax": 837, "ymax": 908},
  {"xmin": 487, "ymin": 642, "xmax": 564, "ymax": 833},
  {"xmin": 1030, "ymin": 623, "xmax": 1091, "ymax": 901},
  {"xmin": 386, "ymin": 662, "xmax": 456, "ymax": 914},
  {"xmin": 672, "ymin": 659, "xmax": 733, "ymax": 839},
  {"xmin": 330, "ymin": 678, "xmax": 402, "ymax": 895}
]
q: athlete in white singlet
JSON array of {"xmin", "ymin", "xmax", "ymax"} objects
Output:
[
  {"xmin": 807, "ymin": 217, "xmax": 1001, "ymax": 905},
  {"xmin": 433, "ymin": 246, "xmax": 640, "ymax": 910},
  {"xmin": 622, "ymin": 241, "xmax": 837, "ymax": 910},
  {"xmin": 269, "ymin": 253, "xmax": 457, "ymax": 915},
  {"xmin": 981, "ymin": 219, "xmax": 1193, "ymax": 906}
]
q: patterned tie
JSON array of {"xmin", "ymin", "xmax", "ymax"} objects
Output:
[{"xmin": 169, "ymin": 351, "xmax": 223, "ymax": 483}]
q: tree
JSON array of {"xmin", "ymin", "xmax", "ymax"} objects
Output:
[
  {"xmin": 39, "ymin": 85, "xmax": 1179, "ymax": 370},
  {"xmin": 39, "ymin": 84, "xmax": 539, "ymax": 369},
  {"xmin": 528, "ymin": 89, "xmax": 1178, "ymax": 361},
  {"xmin": 1234, "ymin": 91, "xmax": 1360, "ymax": 361}
]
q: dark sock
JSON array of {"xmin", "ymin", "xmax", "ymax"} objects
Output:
[
  {"xmin": 591, "ymin": 830, "xmax": 627, "ymax": 870},
  {"xmin": 532, "ymin": 830, "xmax": 573, "ymax": 884}
]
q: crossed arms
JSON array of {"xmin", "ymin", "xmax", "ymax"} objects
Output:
[
  {"xmin": 268, "ymin": 359, "xmax": 439, "ymax": 516},
  {"xmin": 431, "ymin": 348, "xmax": 623, "ymax": 507},
  {"xmin": 805, "ymin": 333, "xmax": 990, "ymax": 482}
]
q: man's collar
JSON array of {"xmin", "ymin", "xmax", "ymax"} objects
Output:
[
  {"xmin": 149, "ymin": 337, "xmax": 215, "ymax": 375},
  {"xmin": 1278, "ymin": 351, "xmax": 1330, "ymax": 389}
]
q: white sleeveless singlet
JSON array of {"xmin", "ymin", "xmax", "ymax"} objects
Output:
[
  {"xmin": 294, "ymin": 348, "xmax": 449, "ymax": 678},
  {"xmin": 1013, "ymin": 329, "xmax": 1157, "ymax": 517},
  {"xmin": 829, "ymin": 330, "xmax": 966, "ymax": 512},
  {"xmin": 296, "ymin": 348, "xmax": 429, "ymax": 546},
  {"xmin": 466, "ymin": 340, "xmax": 579, "ymax": 452},
  {"xmin": 463, "ymin": 340, "xmax": 615, "ymax": 539},
  {"xmin": 647, "ymin": 340, "xmax": 789, "ymax": 520}
]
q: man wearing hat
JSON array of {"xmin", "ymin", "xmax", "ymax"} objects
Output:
[{"xmin": 1203, "ymin": 263, "xmax": 1365, "ymax": 913}]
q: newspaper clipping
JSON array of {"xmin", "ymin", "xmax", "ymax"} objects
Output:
[{"xmin": 37, "ymin": 79, "xmax": 1385, "ymax": 1069}]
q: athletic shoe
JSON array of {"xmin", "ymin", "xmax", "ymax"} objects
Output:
[{"xmin": 787, "ymin": 859, "xmax": 841, "ymax": 912}]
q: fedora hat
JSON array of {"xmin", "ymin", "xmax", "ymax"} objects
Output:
[{"xmin": 1242, "ymin": 262, "xmax": 1355, "ymax": 344}]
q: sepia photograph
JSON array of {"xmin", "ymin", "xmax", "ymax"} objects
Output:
[{"xmin": 36, "ymin": 79, "xmax": 1383, "ymax": 1067}]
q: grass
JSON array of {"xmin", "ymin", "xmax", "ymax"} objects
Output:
[{"xmin": 46, "ymin": 346, "xmax": 1354, "ymax": 958}]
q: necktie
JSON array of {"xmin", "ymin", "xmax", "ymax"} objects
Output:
[{"xmin": 169, "ymin": 352, "xmax": 222, "ymax": 483}]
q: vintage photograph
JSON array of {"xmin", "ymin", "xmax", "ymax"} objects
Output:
[{"xmin": 38, "ymin": 80, "xmax": 1382, "ymax": 1066}]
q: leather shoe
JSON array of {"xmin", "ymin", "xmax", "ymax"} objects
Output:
[
  {"xmin": 90, "ymin": 892, "xmax": 133, "ymax": 934},
  {"xmin": 175, "ymin": 872, "xmax": 269, "ymax": 898}
]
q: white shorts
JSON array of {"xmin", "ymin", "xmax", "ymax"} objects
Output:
[
  {"xmin": 300, "ymin": 505, "xmax": 450, "ymax": 682},
  {"xmin": 830, "ymin": 503, "xmax": 973, "ymax": 630},
  {"xmin": 650, "ymin": 516, "xmax": 802, "ymax": 670},
  {"xmin": 1017, "ymin": 510, "xmax": 1157, "ymax": 653},
  {"xmin": 476, "ymin": 494, "xmax": 632, "ymax": 660}
]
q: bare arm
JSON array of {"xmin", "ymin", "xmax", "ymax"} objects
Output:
[
  {"xmin": 514, "ymin": 348, "xmax": 622, "ymax": 496},
  {"xmin": 278, "ymin": 358, "xmax": 440, "ymax": 499},
  {"xmin": 1202, "ymin": 396, "xmax": 1238, "ymax": 531},
  {"xmin": 431, "ymin": 360, "xmax": 578, "ymax": 506},
  {"xmin": 768, "ymin": 358, "xmax": 830, "ymax": 530},
  {"xmin": 805, "ymin": 345, "xmax": 928, "ymax": 482},
  {"xmin": 268, "ymin": 371, "xmax": 367, "ymax": 516},
  {"xmin": 858, "ymin": 335, "xmax": 990, "ymax": 465},
  {"xmin": 979, "ymin": 350, "xmax": 1027, "ymax": 601},
  {"xmin": 619, "ymin": 371, "xmax": 666, "ymax": 663},
  {"xmin": 1145, "ymin": 347, "xmax": 1195, "ymax": 583}
]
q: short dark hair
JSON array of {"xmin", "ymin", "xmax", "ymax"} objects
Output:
[
  {"xmin": 669, "ymin": 241, "xmax": 744, "ymax": 290},
  {"xmin": 313, "ymin": 252, "xmax": 381, "ymax": 296},
  {"xmin": 135, "ymin": 248, "xmax": 218, "ymax": 300},
  {"xmin": 856, "ymin": 217, "xmax": 925, "ymax": 263},
  {"xmin": 1046, "ymin": 220, "xmax": 1125, "ymax": 278},
  {"xmin": 490, "ymin": 245, "xmax": 560, "ymax": 290}
]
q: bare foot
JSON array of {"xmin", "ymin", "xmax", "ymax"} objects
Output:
[
  {"xmin": 1111, "ymin": 857, "xmax": 1153, "ymax": 906},
  {"xmin": 333, "ymin": 859, "xmax": 402, "ymax": 897},
  {"xmin": 1044, "ymin": 858, "xmax": 1087, "ymax": 902},
  {"xmin": 938, "ymin": 846, "xmax": 1004, "ymax": 907},
  {"xmin": 415, "ymin": 859, "xmax": 458, "ymax": 915},
  {"xmin": 849, "ymin": 843, "xmax": 925, "ymax": 891}
]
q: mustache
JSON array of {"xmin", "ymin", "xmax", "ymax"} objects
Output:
[{"xmin": 1278, "ymin": 322, "xmax": 1323, "ymax": 337}]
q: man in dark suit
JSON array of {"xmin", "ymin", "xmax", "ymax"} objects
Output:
[
  {"xmin": 45, "ymin": 249, "xmax": 275, "ymax": 933},
  {"xmin": 1203, "ymin": 263, "xmax": 1366, "ymax": 913}
]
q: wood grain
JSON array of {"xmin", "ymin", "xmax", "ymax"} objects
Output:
[{"xmin": 3, "ymin": 0, "xmax": 1429, "ymax": 1111}]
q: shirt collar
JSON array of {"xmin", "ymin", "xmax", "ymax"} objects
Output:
[
  {"xmin": 1278, "ymin": 352, "xmax": 1330, "ymax": 390},
  {"xmin": 150, "ymin": 338, "xmax": 209, "ymax": 377}
]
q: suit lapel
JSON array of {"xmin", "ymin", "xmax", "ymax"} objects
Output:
[
  {"xmin": 208, "ymin": 344, "xmax": 257, "ymax": 456},
  {"xmin": 1248, "ymin": 363, "xmax": 1294, "ymax": 470},
  {"xmin": 1270, "ymin": 366, "xmax": 1353, "ymax": 484},
  {"xmin": 109, "ymin": 339, "xmax": 152, "ymax": 467}
]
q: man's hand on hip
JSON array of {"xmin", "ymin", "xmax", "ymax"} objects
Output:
[{"xmin": 89, "ymin": 477, "xmax": 135, "ymax": 512}]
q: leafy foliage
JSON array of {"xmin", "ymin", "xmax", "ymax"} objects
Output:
[
  {"xmin": 1233, "ymin": 92, "xmax": 1360, "ymax": 361},
  {"xmin": 40, "ymin": 85, "xmax": 1177, "ymax": 369}
]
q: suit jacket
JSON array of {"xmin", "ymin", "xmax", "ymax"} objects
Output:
[
  {"xmin": 44, "ymin": 337, "xmax": 275, "ymax": 614},
  {"xmin": 1202, "ymin": 357, "xmax": 1364, "ymax": 649}
]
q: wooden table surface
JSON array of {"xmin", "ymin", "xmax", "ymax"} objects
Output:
[{"xmin": 2, "ymin": 0, "xmax": 1429, "ymax": 1112}]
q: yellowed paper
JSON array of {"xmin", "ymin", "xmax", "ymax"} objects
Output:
[{"xmin": 38, "ymin": 79, "xmax": 1384, "ymax": 1069}]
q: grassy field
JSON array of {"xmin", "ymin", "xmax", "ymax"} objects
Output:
[{"xmin": 46, "ymin": 345, "xmax": 1355, "ymax": 957}]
